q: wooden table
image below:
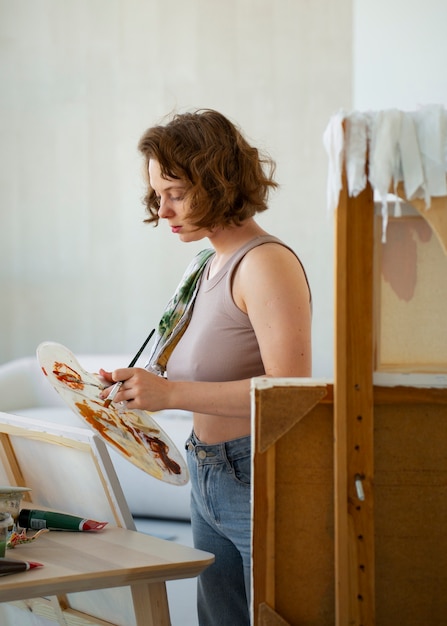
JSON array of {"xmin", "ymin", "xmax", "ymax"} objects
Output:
[{"xmin": 0, "ymin": 526, "xmax": 214, "ymax": 626}]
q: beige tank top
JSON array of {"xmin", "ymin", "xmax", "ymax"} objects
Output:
[{"xmin": 166, "ymin": 235, "xmax": 307, "ymax": 382}]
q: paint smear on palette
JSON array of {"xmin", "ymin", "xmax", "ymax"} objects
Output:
[
  {"xmin": 75, "ymin": 399, "xmax": 181, "ymax": 476},
  {"xmin": 75, "ymin": 399, "xmax": 131, "ymax": 457},
  {"xmin": 143, "ymin": 435, "xmax": 182, "ymax": 475},
  {"xmin": 41, "ymin": 362, "xmax": 88, "ymax": 391},
  {"xmin": 53, "ymin": 362, "xmax": 85, "ymax": 390},
  {"xmin": 381, "ymin": 218, "xmax": 432, "ymax": 301}
]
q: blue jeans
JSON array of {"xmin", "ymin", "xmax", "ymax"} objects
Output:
[{"xmin": 186, "ymin": 431, "xmax": 251, "ymax": 626}]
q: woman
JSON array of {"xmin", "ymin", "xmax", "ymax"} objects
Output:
[{"xmin": 100, "ymin": 109, "xmax": 312, "ymax": 625}]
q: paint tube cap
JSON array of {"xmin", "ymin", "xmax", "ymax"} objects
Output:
[
  {"xmin": 17, "ymin": 509, "xmax": 31, "ymax": 529},
  {"xmin": 81, "ymin": 519, "xmax": 108, "ymax": 531}
]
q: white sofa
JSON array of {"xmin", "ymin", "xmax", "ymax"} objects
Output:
[{"xmin": 0, "ymin": 354, "xmax": 193, "ymax": 521}]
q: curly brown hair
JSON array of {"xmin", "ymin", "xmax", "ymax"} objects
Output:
[{"xmin": 137, "ymin": 109, "xmax": 278, "ymax": 229}]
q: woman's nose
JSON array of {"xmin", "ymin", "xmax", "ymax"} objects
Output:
[{"xmin": 157, "ymin": 197, "xmax": 173, "ymax": 218}]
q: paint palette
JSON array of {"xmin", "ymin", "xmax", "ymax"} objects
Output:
[{"xmin": 37, "ymin": 342, "xmax": 189, "ymax": 485}]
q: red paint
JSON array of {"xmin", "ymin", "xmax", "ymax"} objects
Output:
[
  {"xmin": 52, "ymin": 362, "xmax": 85, "ymax": 390},
  {"xmin": 81, "ymin": 520, "xmax": 108, "ymax": 531}
]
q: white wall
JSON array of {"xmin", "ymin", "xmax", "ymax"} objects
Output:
[
  {"xmin": 0, "ymin": 0, "xmax": 352, "ymax": 377},
  {"xmin": 353, "ymin": 0, "xmax": 447, "ymax": 110}
]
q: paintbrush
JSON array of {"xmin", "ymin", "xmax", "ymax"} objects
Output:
[{"xmin": 103, "ymin": 328, "xmax": 155, "ymax": 408}]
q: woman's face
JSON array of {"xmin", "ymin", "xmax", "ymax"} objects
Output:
[{"xmin": 148, "ymin": 159, "xmax": 211, "ymax": 242}]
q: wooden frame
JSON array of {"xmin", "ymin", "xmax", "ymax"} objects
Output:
[
  {"xmin": 251, "ymin": 378, "xmax": 333, "ymax": 625},
  {"xmin": 252, "ymin": 379, "xmax": 447, "ymax": 626}
]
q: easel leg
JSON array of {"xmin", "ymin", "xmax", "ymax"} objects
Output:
[{"xmin": 131, "ymin": 581, "xmax": 171, "ymax": 626}]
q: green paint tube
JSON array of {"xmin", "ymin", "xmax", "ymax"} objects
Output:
[{"xmin": 18, "ymin": 509, "xmax": 107, "ymax": 532}]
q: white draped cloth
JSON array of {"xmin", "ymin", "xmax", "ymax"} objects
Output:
[{"xmin": 323, "ymin": 105, "xmax": 447, "ymax": 241}]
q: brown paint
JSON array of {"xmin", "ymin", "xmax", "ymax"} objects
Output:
[
  {"xmin": 74, "ymin": 400, "xmax": 181, "ymax": 474},
  {"xmin": 144, "ymin": 435, "xmax": 181, "ymax": 475},
  {"xmin": 75, "ymin": 400, "xmax": 130, "ymax": 456}
]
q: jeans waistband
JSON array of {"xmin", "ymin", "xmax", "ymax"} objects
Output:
[{"xmin": 185, "ymin": 430, "xmax": 251, "ymax": 463}]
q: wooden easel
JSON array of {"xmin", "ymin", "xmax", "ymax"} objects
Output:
[
  {"xmin": 334, "ymin": 167, "xmax": 447, "ymax": 625},
  {"xmin": 252, "ymin": 129, "xmax": 447, "ymax": 624},
  {"xmin": 334, "ymin": 174, "xmax": 376, "ymax": 624}
]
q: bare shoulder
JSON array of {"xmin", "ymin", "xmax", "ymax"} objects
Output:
[
  {"xmin": 240, "ymin": 241, "xmax": 309, "ymax": 288},
  {"xmin": 246, "ymin": 240, "xmax": 302, "ymax": 262},
  {"xmin": 233, "ymin": 241, "xmax": 311, "ymax": 311}
]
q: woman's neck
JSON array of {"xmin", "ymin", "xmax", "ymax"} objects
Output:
[
  {"xmin": 209, "ymin": 219, "xmax": 266, "ymax": 254},
  {"xmin": 206, "ymin": 220, "xmax": 267, "ymax": 277}
]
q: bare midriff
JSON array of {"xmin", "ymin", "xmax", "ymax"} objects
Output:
[{"xmin": 192, "ymin": 412, "xmax": 250, "ymax": 445}]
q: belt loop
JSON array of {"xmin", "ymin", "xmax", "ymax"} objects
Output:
[{"xmin": 185, "ymin": 430, "xmax": 195, "ymax": 452}]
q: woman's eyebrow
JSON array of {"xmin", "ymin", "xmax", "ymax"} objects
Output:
[{"xmin": 156, "ymin": 182, "xmax": 186, "ymax": 192}]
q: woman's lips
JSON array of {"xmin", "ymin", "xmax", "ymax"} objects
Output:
[{"xmin": 171, "ymin": 225, "xmax": 182, "ymax": 233}]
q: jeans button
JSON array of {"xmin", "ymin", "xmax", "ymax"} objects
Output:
[{"xmin": 197, "ymin": 450, "xmax": 207, "ymax": 460}]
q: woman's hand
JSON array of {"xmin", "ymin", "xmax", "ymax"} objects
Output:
[{"xmin": 99, "ymin": 367, "xmax": 170, "ymax": 412}]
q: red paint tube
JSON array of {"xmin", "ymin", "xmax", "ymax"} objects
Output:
[
  {"xmin": 0, "ymin": 557, "xmax": 43, "ymax": 576},
  {"xmin": 18, "ymin": 509, "xmax": 108, "ymax": 532}
]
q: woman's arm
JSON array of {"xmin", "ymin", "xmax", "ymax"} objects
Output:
[
  {"xmin": 234, "ymin": 242, "xmax": 312, "ymax": 378},
  {"xmin": 100, "ymin": 369, "xmax": 252, "ymax": 415}
]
